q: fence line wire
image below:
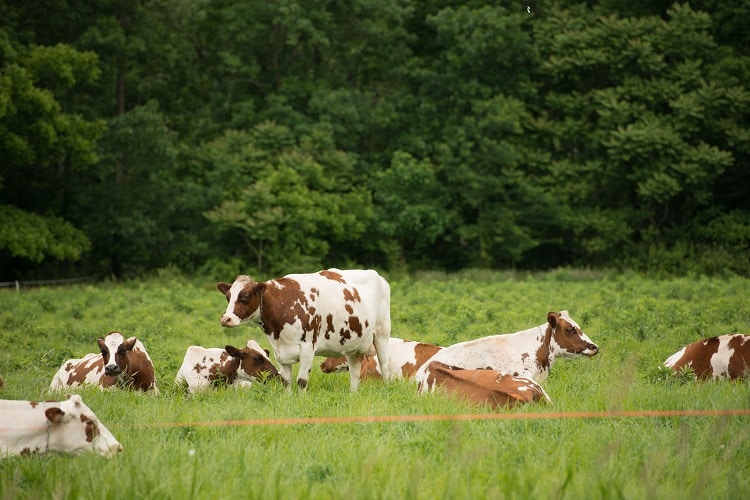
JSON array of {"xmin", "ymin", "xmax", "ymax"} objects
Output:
[{"xmin": 0, "ymin": 277, "xmax": 92, "ymax": 290}]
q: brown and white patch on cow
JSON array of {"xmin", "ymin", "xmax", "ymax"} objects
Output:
[{"xmin": 664, "ymin": 334, "xmax": 750, "ymax": 380}]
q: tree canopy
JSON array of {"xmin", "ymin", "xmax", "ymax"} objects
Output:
[{"xmin": 1, "ymin": 1, "xmax": 748, "ymax": 279}]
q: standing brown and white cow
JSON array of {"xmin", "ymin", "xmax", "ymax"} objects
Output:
[
  {"xmin": 417, "ymin": 361, "xmax": 551, "ymax": 408},
  {"xmin": 0, "ymin": 394, "xmax": 122, "ymax": 458},
  {"xmin": 218, "ymin": 268, "xmax": 391, "ymax": 391},
  {"xmin": 175, "ymin": 339, "xmax": 281, "ymax": 393},
  {"xmin": 414, "ymin": 311, "xmax": 598, "ymax": 385},
  {"xmin": 320, "ymin": 337, "xmax": 442, "ymax": 380},
  {"xmin": 664, "ymin": 334, "xmax": 750, "ymax": 379},
  {"xmin": 49, "ymin": 332, "xmax": 158, "ymax": 392}
]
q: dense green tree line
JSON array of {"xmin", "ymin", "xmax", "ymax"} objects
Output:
[{"xmin": 1, "ymin": 1, "xmax": 748, "ymax": 279}]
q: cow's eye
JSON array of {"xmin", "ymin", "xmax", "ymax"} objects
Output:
[
  {"xmin": 117, "ymin": 349, "xmax": 126, "ymax": 356},
  {"xmin": 100, "ymin": 350, "xmax": 107, "ymax": 356},
  {"xmin": 238, "ymin": 294, "xmax": 250, "ymax": 304},
  {"xmin": 253, "ymin": 354, "xmax": 264, "ymax": 364}
]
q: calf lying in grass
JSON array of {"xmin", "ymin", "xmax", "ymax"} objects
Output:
[{"xmin": 175, "ymin": 339, "xmax": 280, "ymax": 393}]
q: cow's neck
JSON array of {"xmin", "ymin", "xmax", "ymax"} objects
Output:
[
  {"xmin": 255, "ymin": 292, "xmax": 266, "ymax": 330},
  {"xmin": 533, "ymin": 323, "xmax": 556, "ymax": 377},
  {"xmin": 220, "ymin": 358, "xmax": 240, "ymax": 384}
]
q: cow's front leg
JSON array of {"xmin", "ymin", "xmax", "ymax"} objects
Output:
[
  {"xmin": 279, "ymin": 363, "xmax": 293, "ymax": 391},
  {"xmin": 346, "ymin": 354, "xmax": 364, "ymax": 392},
  {"xmin": 296, "ymin": 344, "xmax": 315, "ymax": 391}
]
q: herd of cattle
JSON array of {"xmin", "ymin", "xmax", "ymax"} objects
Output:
[{"xmin": 2, "ymin": 268, "xmax": 749, "ymax": 459}]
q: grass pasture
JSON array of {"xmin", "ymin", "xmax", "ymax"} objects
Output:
[{"xmin": 1, "ymin": 269, "xmax": 749, "ymax": 499}]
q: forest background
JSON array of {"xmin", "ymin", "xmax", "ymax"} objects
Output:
[{"xmin": 1, "ymin": 0, "xmax": 749, "ymax": 281}]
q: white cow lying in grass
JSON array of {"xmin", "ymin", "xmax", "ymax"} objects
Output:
[
  {"xmin": 0, "ymin": 394, "xmax": 122, "ymax": 458},
  {"xmin": 415, "ymin": 311, "xmax": 599, "ymax": 385}
]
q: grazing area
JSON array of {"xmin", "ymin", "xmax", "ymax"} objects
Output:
[{"xmin": 1, "ymin": 269, "xmax": 749, "ymax": 498}]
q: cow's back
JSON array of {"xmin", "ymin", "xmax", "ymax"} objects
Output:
[
  {"xmin": 415, "ymin": 334, "xmax": 533, "ymax": 384},
  {"xmin": 279, "ymin": 269, "xmax": 390, "ymax": 356},
  {"xmin": 176, "ymin": 346, "xmax": 226, "ymax": 392},
  {"xmin": 50, "ymin": 353, "xmax": 106, "ymax": 391}
]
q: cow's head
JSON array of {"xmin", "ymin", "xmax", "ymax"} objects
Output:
[
  {"xmin": 218, "ymin": 275, "xmax": 266, "ymax": 328},
  {"xmin": 45, "ymin": 394, "xmax": 123, "ymax": 458},
  {"xmin": 547, "ymin": 311, "xmax": 598, "ymax": 358},
  {"xmin": 225, "ymin": 339, "xmax": 280, "ymax": 382},
  {"xmin": 320, "ymin": 356, "xmax": 349, "ymax": 373},
  {"xmin": 97, "ymin": 332, "xmax": 138, "ymax": 376}
]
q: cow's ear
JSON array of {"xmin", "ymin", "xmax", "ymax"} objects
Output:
[
  {"xmin": 97, "ymin": 337, "xmax": 106, "ymax": 349},
  {"xmin": 264, "ymin": 349, "xmax": 271, "ymax": 357},
  {"xmin": 123, "ymin": 337, "xmax": 138, "ymax": 350},
  {"xmin": 217, "ymin": 282, "xmax": 231, "ymax": 295},
  {"xmin": 254, "ymin": 283, "xmax": 266, "ymax": 295},
  {"xmin": 547, "ymin": 312, "xmax": 559, "ymax": 329},
  {"xmin": 45, "ymin": 407, "xmax": 66, "ymax": 424},
  {"xmin": 225, "ymin": 345, "xmax": 243, "ymax": 358}
]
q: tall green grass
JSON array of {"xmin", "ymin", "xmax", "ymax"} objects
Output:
[{"xmin": 1, "ymin": 270, "xmax": 749, "ymax": 499}]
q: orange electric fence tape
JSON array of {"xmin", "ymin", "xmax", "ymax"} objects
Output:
[{"xmin": 132, "ymin": 408, "xmax": 750, "ymax": 429}]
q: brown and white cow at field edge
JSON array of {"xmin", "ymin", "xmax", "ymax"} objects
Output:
[
  {"xmin": 49, "ymin": 332, "xmax": 158, "ymax": 393},
  {"xmin": 664, "ymin": 334, "xmax": 750, "ymax": 379},
  {"xmin": 418, "ymin": 361, "xmax": 551, "ymax": 408},
  {"xmin": 218, "ymin": 268, "xmax": 391, "ymax": 391},
  {"xmin": 414, "ymin": 311, "xmax": 598, "ymax": 385},
  {"xmin": 175, "ymin": 339, "xmax": 281, "ymax": 393},
  {"xmin": 0, "ymin": 394, "xmax": 122, "ymax": 458},
  {"xmin": 320, "ymin": 338, "xmax": 442, "ymax": 380}
]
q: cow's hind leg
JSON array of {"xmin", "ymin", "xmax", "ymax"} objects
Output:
[
  {"xmin": 346, "ymin": 354, "xmax": 364, "ymax": 392},
  {"xmin": 373, "ymin": 334, "xmax": 391, "ymax": 380}
]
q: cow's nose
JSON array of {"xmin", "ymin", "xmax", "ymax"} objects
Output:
[
  {"xmin": 588, "ymin": 344, "xmax": 599, "ymax": 354},
  {"xmin": 105, "ymin": 365, "xmax": 121, "ymax": 375},
  {"xmin": 221, "ymin": 315, "xmax": 232, "ymax": 327},
  {"xmin": 107, "ymin": 443, "xmax": 123, "ymax": 458}
]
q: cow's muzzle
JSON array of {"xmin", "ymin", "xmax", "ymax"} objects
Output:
[
  {"xmin": 583, "ymin": 344, "xmax": 599, "ymax": 356},
  {"xmin": 220, "ymin": 315, "xmax": 236, "ymax": 327},
  {"xmin": 104, "ymin": 365, "xmax": 122, "ymax": 376}
]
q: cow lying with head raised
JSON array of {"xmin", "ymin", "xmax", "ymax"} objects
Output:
[
  {"xmin": 320, "ymin": 338, "xmax": 442, "ymax": 380},
  {"xmin": 415, "ymin": 311, "xmax": 598, "ymax": 385},
  {"xmin": 218, "ymin": 268, "xmax": 391, "ymax": 391},
  {"xmin": 0, "ymin": 394, "xmax": 122, "ymax": 458},
  {"xmin": 49, "ymin": 332, "xmax": 158, "ymax": 393},
  {"xmin": 664, "ymin": 334, "xmax": 750, "ymax": 380},
  {"xmin": 175, "ymin": 339, "xmax": 281, "ymax": 393},
  {"xmin": 418, "ymin": 361, "xmax": 551, "ymax": 408}
]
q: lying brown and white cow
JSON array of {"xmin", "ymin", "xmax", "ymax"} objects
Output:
[
  {"xmin": 175, "ymin": 339, "xmax": 281, "ymax": 393},
  {"xmin": 320, "ymin": 337, "xmax": 443, "ymax": 380},
  {"xmin": 218, "ymin": 268, "xmax": 391, "ymax": 391},
  {"xmin": 417, "ymin": 361, "xmax": 551, "ymax": 408},
  {"xmin": 663, "ymin": 334, "xmax": 750, "ymax": 380},
  {"xmin": 49, "ymin": 332, "xmax": 158, "ymax": 393},
  {"xmin": 0, "ymin": 394, "xmax": 122, "ymax": 458},
  {"xmin": 414, "ymin": 311, "xmax": 598, "ymax": 385}
]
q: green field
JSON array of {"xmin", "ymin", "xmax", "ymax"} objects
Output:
[{"xmin": 1, "ymin": 269, "xmax": 749, "ymax": 499}]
